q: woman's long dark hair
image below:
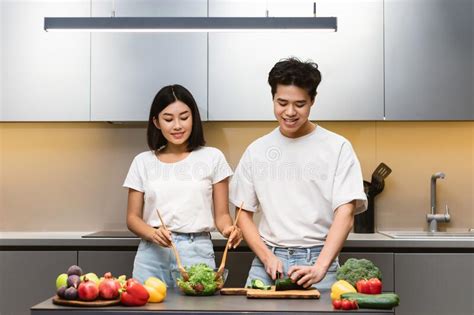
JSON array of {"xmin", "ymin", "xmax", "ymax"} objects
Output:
[{"xmin": 147, "ymin": 84, "xmax": 205, "ymax": 152}]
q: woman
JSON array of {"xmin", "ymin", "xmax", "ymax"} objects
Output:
[{"xmin": 124, "ymin": 84, "xmax": 242, "ymax": 286}]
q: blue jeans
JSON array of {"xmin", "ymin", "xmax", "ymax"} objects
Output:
[
  {"xmin": 245, "ymin": 245, "xmax": 339, "ymax": 290},
  {"xmin": 132, "ymin": 232, "xmax": 215, "ymax": 288}
]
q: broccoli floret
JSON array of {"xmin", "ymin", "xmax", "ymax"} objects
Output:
[{"xmin": 336, "ymin": 258, "xmax": 382, "ymax": 286}]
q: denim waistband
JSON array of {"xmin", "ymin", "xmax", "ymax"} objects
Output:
[
  {"xmin": 268, "ymin": 245, "xmax": 324, "ymax": 261},
  {"xmin": 171, "ymin": 231, "xmax": 211, "ymax": 241}
]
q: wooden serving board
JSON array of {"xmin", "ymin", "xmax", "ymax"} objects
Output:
[
  {"xmin": 220, "ymin": 288, "xmax": 248, "ymax": 295},
  {"xmin": 52, "ymin": 296, "xmax": 121, "ymax": 307},
  {"xmin": 246, "ymin": 287, "xmax": 320, "ymax": 299}
]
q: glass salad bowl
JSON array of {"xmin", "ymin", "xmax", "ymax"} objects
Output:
[{"xmin": 174, "ymin": 264, "xmax": 228, "ymax": 296}]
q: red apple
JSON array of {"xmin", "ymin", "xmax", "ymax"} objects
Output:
[{"xmin": 78, "ymin": 277, "xmax": 99, "ymax": 301}]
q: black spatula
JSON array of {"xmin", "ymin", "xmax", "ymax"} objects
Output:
[{"xmin": 369, "ymin": 163, "xmax": 392, "ymax": 196}]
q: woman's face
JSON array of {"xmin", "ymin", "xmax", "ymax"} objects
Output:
[{"xmin": 154, "ymin": 100, "xmax": 193, "ymax": 147}]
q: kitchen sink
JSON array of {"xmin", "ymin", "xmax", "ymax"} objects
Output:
[{"xmin": 379, "ymin": 231, "xmax": 474, "ymax": 239}]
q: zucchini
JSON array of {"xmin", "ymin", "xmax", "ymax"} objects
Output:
[
  {"xmin": 249, "ymin": 279, "xmax": 271, "ymax": 290},
  {"xmin": 275, "ymin": 278, "xmax": 306, "ymax": 291},
  {"xmin": 340, "ymin": 292, "xmax": 400, "ymax": 309}
]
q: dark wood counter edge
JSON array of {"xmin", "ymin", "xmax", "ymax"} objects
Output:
[
  {"xmin": 31, "ymin": 291, "xmax": 394, "ymax": 315},
  {"xmin": 31, "ymin": 311, "xmax": 393, "ymax": 315}
]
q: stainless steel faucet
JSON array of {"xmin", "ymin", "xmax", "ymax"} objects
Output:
[{"xmin": 426, "ymin": 172, "xmax": 450, "ymax": 232}]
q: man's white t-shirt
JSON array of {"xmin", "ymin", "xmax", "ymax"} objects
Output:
[
  {"xmin": 123, "ymin": 147, "xmax": 233, "ymax": 233},
  {"xmin": 230, "ymin": 126, "xmax": 367, "ymax": 248}
]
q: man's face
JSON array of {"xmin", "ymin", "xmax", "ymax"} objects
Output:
[{"xmin": 273, "ymin": 84, "xmax": 314, "ymax": 138}]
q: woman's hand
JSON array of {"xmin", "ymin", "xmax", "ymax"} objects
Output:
[
  {"xmin": 149, "ymin": 226, "xmax": 172, "ymax": 247},
  {"xmin": 222, "ymin": 225, "xmax": 243, "ymax": 249}
]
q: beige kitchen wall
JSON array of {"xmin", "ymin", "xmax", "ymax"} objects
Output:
[{"xmin": 0, "ymin": 121, "xmax": 473, "ymax": 232}]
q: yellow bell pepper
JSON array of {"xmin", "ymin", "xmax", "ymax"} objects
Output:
[
  {"xmin": 144, "ymin": 277, "xmax": 167, "ymax": 303},
  {"xmin": 330, "ymin": 280, "xmax": 356, "ymax": 300}
]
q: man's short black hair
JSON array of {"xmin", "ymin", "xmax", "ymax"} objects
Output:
[
  {"xmin": 147, "ymin": 84, "xmax": 205, "ymax": 152},
  {"xmin": 268, "ymin": 57, "xmax": 322, "ymax": 101}
]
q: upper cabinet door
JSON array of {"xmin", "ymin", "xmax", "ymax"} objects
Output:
[
  {"xmin": 90, "ymin": 0, "xmax": 208, "ymax": 122},
  {"xmin": 385, "ymin": 0, "xmax": 473, "ymax": 120},
  {"xmin": 0, "ymin": 0, "xmax": 90, "ymax": 121},
  {"xmin": 208, "ymin": 0, "xmax": 384, "ymax": 121}
]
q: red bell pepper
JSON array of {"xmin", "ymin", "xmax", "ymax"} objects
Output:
[
  {"xmin": 120, "ymin": 278, "xmax": 149, "ymax": 306},
  {"xmin": 368, "ymin": 278, "xmax": 382, "ymax": 294},
  {"xmin": 356, "ymin": 278, "xmax": 382, "ymax": 294},
  {"xmin": 356, "ymin": 279, "xmax": 369, "ymax": 293}
]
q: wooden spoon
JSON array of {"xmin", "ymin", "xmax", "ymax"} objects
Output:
[
  {"xmin": 215, "ymin": 202, "xmax": 244, "ymax": 280},
  {"xmin": 155, "ymin": 209, "xmax": 189, "ymax": 282}
]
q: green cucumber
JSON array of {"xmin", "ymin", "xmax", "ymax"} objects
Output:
[
  {"xmin": 275, "ymin": 278, "xmax": 306, "ymax": 291},
  {"xmin": 249, "ymin": 279, "xmax": 271, "ymax": 290},
  {"xmin": 340, "ymin": 292, "xmax": 400, "ymax": 309}
]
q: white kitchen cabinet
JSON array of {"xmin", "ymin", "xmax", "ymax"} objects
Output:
[
  {"xmin": 90, "ymin": 0, "xmax": 208, "ymax": 122},
  {"xmin": 208, "ymin": 0, "xmax": 384, "ymax": 121},
  {"xmin": 0, "ymin": 3, "xmax": 3, "ymax": 119},
  {"xmin": 0, "ymin": 0, "xmax": 90, "ymax": 121},
  {"xmin": 385, "ymin": 0, "xmax": 473, "ymax": 120}
]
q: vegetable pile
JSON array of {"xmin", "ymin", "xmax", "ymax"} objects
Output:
[
  {"xmin": 176, "ymin": 264, "xmax": 223, "ymax": 296},
  {"xmin": 336, "ymin": 258, "xmax": 382, "ymax": 286}
]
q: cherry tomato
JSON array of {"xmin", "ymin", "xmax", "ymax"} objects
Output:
[
  {"xmin": 350, "ymin": 300, "xmax": 358, "ymax": 309},
  {"xmin": 332, "ymin": 299, "xmax": 342, "ymax": 309},
  {"xmin": 341, "ymin": 299, "xmax": 352, "ymax": 310}
]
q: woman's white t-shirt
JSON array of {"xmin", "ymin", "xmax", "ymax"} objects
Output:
[
  {"xmin": 229, "ymin": 126, "xmax": 368, "ymax": 248},
  {"xmin": 123, "ymin": 147, "xmax": 233, "ymax": 233}
]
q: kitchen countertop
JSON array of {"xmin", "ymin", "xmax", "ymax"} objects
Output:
[
  {"xmin": 0, "ymin": 231, "xmax": 472, "ymax": 249},
  {"xmin": 31, "ymin": 289, "xmax": 394, "ymax": 315}
]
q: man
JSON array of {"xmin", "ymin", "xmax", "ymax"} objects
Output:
[{"xmin": 229, "ymin": 57, "xmax": 367, "ymax": 289}]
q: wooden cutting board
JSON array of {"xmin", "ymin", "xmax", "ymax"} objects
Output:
[
  {"xmin": 220, "ymin": 288, "xmax": 248, "ymax": 295},
  {"xmin": 52, "ymin": 296, "xmax": 121, "ymax": 307},
  {"xmin": 247, "ymin": 287, "xmax": 320, "ymax": 299},
  {"xmin": 220, "ymin": 287, "xmax": 320, "ymax": 299}
]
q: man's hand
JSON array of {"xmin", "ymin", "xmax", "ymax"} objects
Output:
[
  {"xmin": 150, "ymin": 226, "xmax": 172, "ymax": 247},
  {"xmin": 287, "ymin": 264, "xmax": 327, "ymax": 288},
  {"xmin": 263, "ymin": 254, "xmax": 284, "ymax": 280}
]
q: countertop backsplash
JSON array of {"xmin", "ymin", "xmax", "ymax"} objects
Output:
[{"xmin": 0, "ymin": 121, "xmax": 472, "ymax": 232}]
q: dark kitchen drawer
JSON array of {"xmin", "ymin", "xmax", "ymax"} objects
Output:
[
  {"xmin": 78, "ymin": 250, "xmax": 136, "ymax": 278},
  {"xmin": 0, "ymin": 250, "xmax": 77, "ymax": 315}
]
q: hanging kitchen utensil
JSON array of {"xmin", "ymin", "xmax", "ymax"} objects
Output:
[
  {"xmin": 155, "ymin": 209, "xmax": 189, "ymax": 281},
  {"xmin": 354, "ymin": 163, "xmax": 392, "ymax": 233},
  {"xmin": 369, "ymin": 163, "xmax": 392, "ymax": 196},
  {"xmin": 215, "ymin": 202, "xmax": 244, "ymax": 281}
]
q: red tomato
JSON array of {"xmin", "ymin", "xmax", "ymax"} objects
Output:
[
  {"xmin": 341, "ymin": 299, "xmax": 352, "ymax": 310},
  {"xmin": 350, "ymin": 300, "xmax": 358, "ymax": 309},
  {"xmin": 332, "ymin": 299, "xmax": 342, "ymax": 309},
  {"xmin": 368, "ymin": 278, "xmax": 382, "ymax": 294}
]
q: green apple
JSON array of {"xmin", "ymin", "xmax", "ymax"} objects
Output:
[
  {"xmin": 80, "ymin": 272, "xmax": 100, "ymax": 285},
  {"xmin": 56, "ymin": 273, "xmax": 68, "ymax": 290},
  {"xmin": 117, "ymin": 275, "xmax": 127, "ymax": 286}
]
